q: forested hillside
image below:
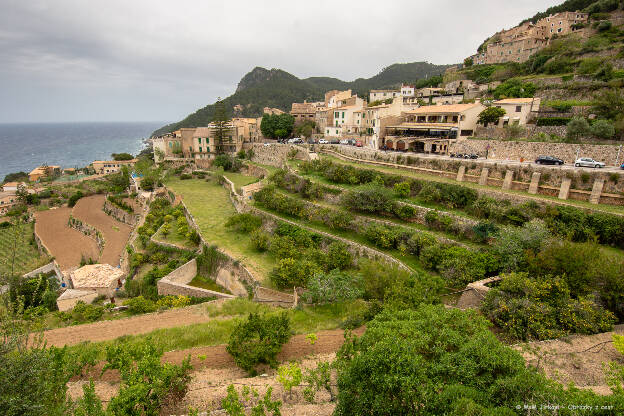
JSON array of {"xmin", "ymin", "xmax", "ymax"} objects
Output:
[{"xmin": 152, "ymin": 62, "xmax": 452, "ymax": 136}]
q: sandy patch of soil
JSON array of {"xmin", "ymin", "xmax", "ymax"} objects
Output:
[
  {"xmin": 42, "ymin": 303, "xmax": 213, "ymax": 347},
  {"xmin": 515, "ymin": 324, "xmax": 624, "ymax": 395},
  {"xmin": 72, "ymin": 195, "xmax": 132, "ymax": 266},
  {"xmin": 34, "ymin": 207, "xmax": 99, "ymax": 269}
]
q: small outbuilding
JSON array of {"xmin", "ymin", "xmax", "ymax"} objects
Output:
[
  {"xmin": 69, "ymin": 264, "xmax": 124, "ymax": 298},
  {"xmin": 56, "ymin": 289, "xmax": 99, "ymax": 312}
]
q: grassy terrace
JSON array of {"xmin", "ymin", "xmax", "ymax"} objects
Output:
[
  {"xmin": 317, "ymin": 153, "xmax": 624, "ymax": 216},
  {"xmin": 164, "ymin": 177, "xmax": 276, "ymax": 285},
  {"xmin": 151, "ymin": 224, "xmax": 198, "ymax": 250},
  {"xmin": 64, "ymin": 298, "xmax": 367, "ymax": 359},
  {"xmin": 0, "ymin": 222, "xmax": 51, "ymax": 276},
  {"xmin": 223, "ymin": 171, "xmax": 259, "ymax": 190}
]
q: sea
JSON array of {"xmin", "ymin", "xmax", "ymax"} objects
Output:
[{"xmin": 0, "ymin": 122, "xmax": 165, "ymax": 181}]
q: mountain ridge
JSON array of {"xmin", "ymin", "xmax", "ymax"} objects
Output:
[{"xmin": 152, "ymin": 61, "xmax": 454, "ymax": 137}]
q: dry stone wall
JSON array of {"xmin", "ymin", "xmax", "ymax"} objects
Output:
[
  {"xmin": 67, "ymin": 215, "xmax": 105, "ymax": 254},
  {"xmin": 249, "ymin": 143, "xmax": 310, "ymax": 167},
  {"xmin": 157, "ymin": 258, "xmax": 237, "ymax": 299},
  {"xmin": 103, "ymin": 199, "xmax": 139, "ymax": 226}
]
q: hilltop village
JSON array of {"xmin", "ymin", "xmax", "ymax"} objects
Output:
[{"xmin": 5, "ymin": 2, "xmax": 624, "ymax": 415}]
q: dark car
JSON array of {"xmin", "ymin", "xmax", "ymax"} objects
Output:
[
  {"xmin": 330, "ymin": 139, "xmax": 340, "ymax": 144},
  {"xmin": 621, "ymin": 163, "xmax": 624, "ymax": 170},
  {"xmin": 535, "ymin": 155, "xmax": 564, "ymax": 165}
]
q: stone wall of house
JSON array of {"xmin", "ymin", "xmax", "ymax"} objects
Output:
[
  {"xmin": 68, "ymin": 215, "xmax": 105, "ymax": 254},
  {"xmin": 242, "ymin": 163, "xmax": 269, "ymax": 179},
  {"xmin": 103, "ymin": 199, "xmax": 139, "ymax": 226}
]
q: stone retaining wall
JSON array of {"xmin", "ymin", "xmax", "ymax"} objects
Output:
[
  {"xmin": 249, "ymin": 143, "xmax": 310, "ymax": 167},
  {"xmin": 157, "ymin": 258, "xmax": 236, "ymax": 299},
  {"xmin": 103, "ymin": 199, "xmax": 139, "ymax": 226},
  {"xmin": 322, "ymin": 146, "xmax": 624, "ymax": 206},
  {"xmin": 67, "ymin": 215, "xmax": 105, "ymax": 254},
  {"xmin": 455, "ymin": 277, "xmax": 502, "ymax": 310}
]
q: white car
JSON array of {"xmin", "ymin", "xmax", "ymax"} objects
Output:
[
  {"xmin": 262, "ymin": 142, "xmax": 272, "ymax": 147},
  {"xmin": 318, "ymin": 139, "xmax": 329, "ymax": 144},
  {"xmin": 574, "ymin": 157, "xmax": 605, "ymax": 168},
  {"xmin": 339, "ymin": 139, "xmax": 349, "ymax": 145}
]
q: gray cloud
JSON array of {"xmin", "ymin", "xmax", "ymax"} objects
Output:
[{"xmin": 0, "ymin": 0, "xmax": 560, "ymax": 122}]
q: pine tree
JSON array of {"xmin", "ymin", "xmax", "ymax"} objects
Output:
[{"xmin": 212, "ymin": 98, "xmax": 232, "ymax": 154}]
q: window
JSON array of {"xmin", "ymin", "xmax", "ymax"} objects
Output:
[
  {"xmin": 189, "ymin": 146, "xmax": 192, "ymax": 152},
  {"xmin": 199, "ymin": 147, "xmax": 202, "ymax": 152},
  {"xmin": 197, "ymin": 137, "xmax": 201, "ymax": 143},
  {"xmin": 206, "ymin": 147, "xmax": 210, "ymax": 153},
  {"xmin": 169, "ymin": 142, "xmax": 172, "ymax": 148},
  {"xmin": 342, "ymin": 112, "xmax": 345, "ymax": 118},
  {"xmin": 557, "ymin": 28, "xmax": 562, "ymax": 33},
  {"xmin": 335, "ymin": 112, "xmax": 339, "ymax": 118}
]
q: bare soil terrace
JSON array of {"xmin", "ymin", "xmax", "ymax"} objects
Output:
[
  {"xmin": 72, "ymin": 195, "xmax": 132, "ymax": 266},
  {"xmin": 34, "ymin": 207, "xmax": 99, "ymax": 270}
]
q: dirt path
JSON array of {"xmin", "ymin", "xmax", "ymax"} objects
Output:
[
  {"xmin": 34, "ymin": 207, "xmax": 100, "ymax": 270},
  {"xmin": 516, "ymin": 324, "xmax": 624, "ymax": 395},
  {"xmin": 72, "ymin": 195, "xmax": 132, "ymax": 266},
  {"xmin": 42, "ymin": 303, "xmax": 214, "ymax": 347}
]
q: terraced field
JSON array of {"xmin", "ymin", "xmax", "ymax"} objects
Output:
[
  {"xmin": 0, "ymin": 222, "xmax": 51, "ymax": 276},
  {"xmin": 34, "ymin": 208, "xmax": 99, "ymax": 269}
]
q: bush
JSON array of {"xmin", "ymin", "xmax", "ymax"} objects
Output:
[
  {"xmin": 393, "ymin": 182, "xmax": 411, "ymax": 198},
  {"xmin": 393, "ymin": 203, "xmax": 417, "ymax": 221},
  {"xmin": 341, "ymin": 185, "xmax": 395, "ymax": 215},
  {"xmin": 492, "ymin": 78, "xmax": 536, "ymax": 99},
  {"xmin": 156, "ymin": 295, "xmax": 191, "ymax": 309},
  {"xmin": 250, "ymin": 229, "xmax": 270, "ymax": 251},
  {"xmin": 125, "ymin": 296, "xmax": 157, "ymax": 315},
  {"xmin": 213, "ymin": 154, "xmax": 242, "ymax": 172},
  {"xmin": 270, "ymin": 258, "xmax": 322, "ymax": 289},
  {"xmin": 226, "ymin": 312, "xmax": 291, "ymax": 375},
  {"xmin": 303, "ymin": 270, "xmax": 364, "ymax": 304},
  {"xmin": 334, "ymin": 305, "xmax": 587, "ymax": 415},
  {"xmin": 224, "ymin": 213, "xmax": 262, "ymax": 233},
  {"xmin": 179, "ymin": 173, "xmax": 192, "ymax": 180},
  {"xmin": 590, "ymin": 119, "xmax": 616, "ymax": 139},
  {"xmin": 597, "ymin": 20, "xmax": 613, "ymax": 31},
  {"xmin": 323, "ymin": 241, "xmax": 353, "ymax": 271},
  {"xmin": 566, "ymin": 116, "xmax": 591, "ymax": 141},
  {"xmin": 363, "ymin": 223, "xmax": 398, "ymax": 249},
  {"xmin": 104, "ymin": 340, "xmax": 192, "ymax": 415},
  {"xmin": 68, "ymin": 191, "xmax": 84, "ymax": 207},
  {"xmin": 71, "ymin": 301, "xmax": 104, "ymax": 323},
  {"xmin": 481, "ymin": 273, "xmax": 615, "ymax": 341}
]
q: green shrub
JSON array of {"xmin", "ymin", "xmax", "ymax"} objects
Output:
[
  {"xmin": 226, "ymin": 312, "xmax": 291, "ymax": 375},
  {"xmin": 270, "ymin": 258, "xmax": 322, "ymax": 288},
  {"xmin": 224, "ymin": 213, "xmax": 262, "ymax": 233},
  {"xmin": 537, "ymin": 117, "xmax": 572, "ymax": 126},
  {"xmin": 324, "ymin": 241, "xmax": 353, "ymax": 271},
  {"xmin": 125, "ymin": 296, "xmax": 157, "ymax": 315},
  {"xmin": 303, "ymin": 270, "xmax": 364, "ymax": 304},
  {"xmin": 213, "ymin": 154, "xmax": 242, "ymax": 172},
  {"xmin": 393, "ymin": 182, "xmax": 411, "ymax": 198},
  {"xmin": 492, "ymin": 78, "xmax": 536, "ymax": 99},
  {"xmin": 393, "ymin": 204, "xmax": 417, "ymax": 221},
  {"xmin": 68, "ymin": 191, "xmax": 84, "ymax": 207},
  {"xmin": 334, "ymin": 304, "xmax": 588, "ymax": 415},
  {"xmin": 250, "ymin": 229, "xmax": 270, "ymax": 251},
  {"xmin": 363, "ymin": 223, "xmax": 398, "ymax": 249},
  {"xmin": 341, "ymin": 185, "xmax": 395, "ymax": 215},
  {"xmin": 590, "ymin": 119, "xmax": 616, "ymax": 139},
  {"xmin": 71, "ymin": 301, "xmax": 104, "ymax": 322},
  {"xmin": 104, "ymin": 340, "xmax": 192, "ymax": 415},
  {"xmin": 179, "ymin": 173, "xmax": 192, "ymax": 180},
  {"xmin": 481, "ymin": 273, "xmax": 615, "ymax": 341}
]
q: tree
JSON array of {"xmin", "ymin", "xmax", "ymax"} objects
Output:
[
  {"xmin": 463, "ymin": 57, "xmax": 474, "ymax": 67},
  {"xmin": 591, "ymin": 119, "xmax": 616, "ymax": 139},
  {"xmin": 277, "ymin": 362, "xmax": 302, "ymax": 398},
  {"xmin": 303, "ymin": 270, "xmax": 363, "ymax": 304},
  {"xmin": 492, "ymin": 78, "xmax": 536, "ymax": 99},
  {"xmin": 2, "ymin": 171, "xmax": 28, "ymax": 183},
  {"xmin": 477, "ymin": 106, "xmax": 506, "ymax": 126},
  {"xmin": 111, "ymin": 153, "xmax": 134, "ymax": 161},
  {"xmin": 226, "ymin": 312, "xmax": 292, "ymax": 376},
  {"xmin": 592, "ymin": 89, "xmax": 624, "ymax": 121},
  {"xmin": 566, "ymin": 116, "xmax": 591, "ymax": 141},
  {"xmin": 213, "ymin": 98, "xmax": 232, "ymax": 154},
  {"xmin": 260, "ymin": 113, "xmax": 295, "ymax": 140}
]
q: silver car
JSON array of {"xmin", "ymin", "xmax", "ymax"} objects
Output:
[{"xmin": 574, "ymin": 158, "xmax": 605, "ymax": 168}]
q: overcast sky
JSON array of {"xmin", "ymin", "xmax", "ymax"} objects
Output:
[{"xmin": 0, "ymin": 0, "xmax": 561, "ymax": 123}]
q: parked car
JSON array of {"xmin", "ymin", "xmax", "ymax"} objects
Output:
[
  {"xmin": 463, "ymin": 153, "xmax": 478, "ymax": 159},
  {"xmin": 575, "ymin": 157, "xmax": 605, "ymax": 168},
  {"xmin": 330, "ymin": 139, "xmax": 340, "ymax": 144},
  {"xmin": 262, "ymin": 142, "xmax": 271, "ymax": 147},
  {"xmin": 535, "ymin": 155, "xmax": 564, "ymax": 165},
  {"xmin": 621, "ymin": 163, "xmax": 624, "ymax": 170},
  {"xmin": 339, "ymin": 139, "xmax": 349, "ymax": 145},
  {"xmin": 356, "ymin": 140, "xmax": 363, "ymax": 147},
  {"xmin": 318, "ymin": 139, "xmax": 329, "ymax": 144},
  {"xmin": 347, "ymin": 139, "xmax": 356, "ymax": 146}
]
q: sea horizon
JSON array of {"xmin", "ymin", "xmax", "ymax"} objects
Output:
[{"xmin": 0, "ymin": 121, "xmax": 166, "ymax": 181}]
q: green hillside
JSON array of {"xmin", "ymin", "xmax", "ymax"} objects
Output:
[{"xmin": 152, "ymin": 62, "xmax": 453, "ymax": 136}]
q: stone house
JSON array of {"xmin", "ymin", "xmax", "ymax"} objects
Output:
[
  {"xmin": 28, "ymin": 165, "xmax": 61, "ymax": 182},
  {"xmin": 56, "ymin": 289, "xmax": 99, "ymax": 312},
  {"xmin": 492, "ymin": 97, "xmax": 541, "ymax": 127},
  {"xmin": 92, "ymin": 159, "xmax": 137, "ymax": 175},
  {"xmin": 69, "ymin": 264, "xmax": 124, "ymax": 298}
]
